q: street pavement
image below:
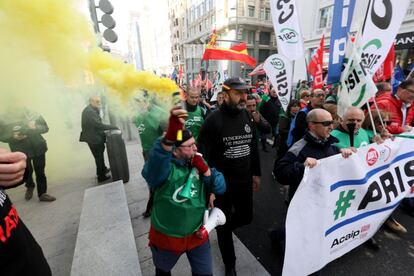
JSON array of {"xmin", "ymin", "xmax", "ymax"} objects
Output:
[{"xmin": 235, "ymin": 145, "xmax": 414, "ymax": 275}]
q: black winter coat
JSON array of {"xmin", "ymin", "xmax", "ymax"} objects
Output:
[
  {"xmin": 274, "ymin": 131, "xmax": 340, "ymax": 199},
  {"xmin": 79, "ymin": 105, "xmax": 117, "ymax": 144},
  {"xmin": 259, "ymin": 96, "xmax": 281, "ymax": 127},
  {"xmin": 0, "ymin": 111, "xmax": 48, "ymax": 158}
]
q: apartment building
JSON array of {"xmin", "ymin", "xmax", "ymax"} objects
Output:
[{"xmin": 168, "ymin": 0, "xmax": 278, "ymax": 82}]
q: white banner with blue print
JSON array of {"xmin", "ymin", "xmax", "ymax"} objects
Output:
[{"xmin": 282, "ymin": 136, "xmax": 414, "ymax": 276}]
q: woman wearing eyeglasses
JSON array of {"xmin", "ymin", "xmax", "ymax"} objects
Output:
[{"xmin": 361, "ymin": 109, "xmax": 393, "ymax": 144}]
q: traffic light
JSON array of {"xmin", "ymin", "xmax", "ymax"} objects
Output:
[{"xmin": 88, "ymin": 0, "xmax": 118, "ymax": 43}]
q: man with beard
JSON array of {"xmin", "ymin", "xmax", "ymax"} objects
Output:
[{"xmin": 198, "ymin": 77, "xmax": 261, "ymax": 276}]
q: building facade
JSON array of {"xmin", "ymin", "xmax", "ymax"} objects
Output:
[{"xmin": 168, "ymin": 0, "xmax": 278, "ymax": 83}]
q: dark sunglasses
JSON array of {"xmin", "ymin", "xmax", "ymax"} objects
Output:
[
  {"xmin": 311, "ymin": 120, "xmax": 334, "ymax": 126},
  {"xmin": 382, "ymin": 120, "xmax": 392, "ymax": 126}
]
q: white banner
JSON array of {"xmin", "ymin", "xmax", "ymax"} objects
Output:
[
  {"xmin": 264, "ymin": 54, "xmax": 293, "ymax": 112},
  {"xmin": 283, "ymin": 137, "xmax": 414, "ymax": 276},
  {"xmin": 270, "ymin": 0, "xmax": 304, "ymax": 61},
  {"xmin": 338, "ymin": 36, "xmax": 377, "ymax": 117},
  {"xmin": 360, "ymin": 0, "xmax": 410, "ymax": 76}
]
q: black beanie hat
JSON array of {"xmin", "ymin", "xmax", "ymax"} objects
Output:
[{"xmin": 174, "ymin": 129, "xmax": 193, "ymax": 147}]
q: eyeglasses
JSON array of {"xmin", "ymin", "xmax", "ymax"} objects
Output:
[
  {"xmin": 313, "ymin": 94, "xmax": 325, "ymax": 98},
  {"xmin": 405, "ymin": 87, "xmax": 414, "ymax": 94},
  {"xmin": 382, "ymin": 120, "xmax": 392, "ymax": 126},
  {"xmin": 179, "ymin": 142, "xmax": 196, "ymax": 148},
  {"xmin": 311, "ymin": 120, "xmax": 334, "ymax": 126}
]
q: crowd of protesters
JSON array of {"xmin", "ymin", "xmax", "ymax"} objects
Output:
[
  {"xmin": 138, "ymin": 75, "xmax": 414, "ymax": 276},
  {"xmin": 2, "ymin": 74, "xmax": 413, "ymax": 276}
]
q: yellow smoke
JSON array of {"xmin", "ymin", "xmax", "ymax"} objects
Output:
[
  {"xmin": 0, "ymin": 0, "xmax": 177, "ymax": 184},
  {"xmin": 88, "ymin": 49, "xmax": 178, "ymax": 99},
  {"xmin": 0, "ymin": 0, "xmax": 178, "ymax": 98}
]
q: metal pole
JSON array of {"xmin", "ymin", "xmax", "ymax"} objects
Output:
[{"xmin": 88, "ymin": 0, "xmax": 100, "ymax": 33}]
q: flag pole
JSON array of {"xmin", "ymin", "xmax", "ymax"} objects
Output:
[
  {"xmin": 372, "ymin": 97, "xmax": 386, "ymax": 130},
  {"xmin": 367, "ymin": 104, "xmax": 377, "ymax": 137},
  {"xmin": 291, "ymin": 60, "xmax": 296, "ymax": 100}
]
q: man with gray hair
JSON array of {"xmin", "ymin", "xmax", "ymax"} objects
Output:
[{"xmin": 331, "ymin": 106, "xmax": 370, "ymax": 149}]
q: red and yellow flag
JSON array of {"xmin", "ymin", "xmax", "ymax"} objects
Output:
[{"xmin": 202, "ymin": 31, "xmax": 256, "ymax": 68}]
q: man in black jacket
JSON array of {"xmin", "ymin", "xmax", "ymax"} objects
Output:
[
  {"xmin": 259, "ymin": 88, "xmax": 281, "ymax": 151},
  {"xmin": 0, "ymin": 110, "xmax": 55, "ymax": 202},
  {"xmin": 246, "ymin": 94, "xmax": 271, "ymax": 136},
  {"xmin": 80, "ymin": 96, "xmax": 118, "ymax": 183},
  {"xmin": 198, "ymin": 77, "xmax": 261, "ymax": 276}
]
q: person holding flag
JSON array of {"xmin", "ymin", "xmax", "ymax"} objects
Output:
[
  {"xmin": 141, "ymin": 107, "xmax": 226, "ymax": 276},
  {"xmin": 373, "ymin": 79, "xmax": 414, "ymax": 134}
]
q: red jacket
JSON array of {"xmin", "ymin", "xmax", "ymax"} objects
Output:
[{"xmin": 374, "ymin": 93, "xmax": 414, "ymax": 134}]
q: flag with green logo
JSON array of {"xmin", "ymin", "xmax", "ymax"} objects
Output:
[
  {"xmin": 270, "ymin": 0, "xmax": 304, "ymax": 61},
  {"xmin": 338, "ymin": 36, "xmax": 377, "ymax": 117},
  {"xmin": 360, "ymin": 0, "xmax": 410, "ymax": 76}
]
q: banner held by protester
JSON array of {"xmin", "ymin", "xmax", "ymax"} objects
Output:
[
  {"xmin": 264, "ymin": 54, "xmax": 293, "ymax": 112},
  {"xmin": 270, "ymin": 0, "xmax": 304, "ymax": 61},
  {"xmin": 360, "ymin": 0, "xmax": 410, "ymax": 76},
  {"xmin": 308, "ymin": 35, "xmax": 325, "ymax": 89},
  {"xmin": 338, "ymin": 35, "xmax": 377, "ymax": 117},
  {"xmin": 283, "ymin": 137, "xmax": 414, "ymax": 276},
  {"xmin": 327, "ymin": 0, "xmax": 356, "ymax": 84}
]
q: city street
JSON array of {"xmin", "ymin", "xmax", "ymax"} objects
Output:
[{"xmin": 235, "ymin": 146, "xmax": 414, "ymax": 276}]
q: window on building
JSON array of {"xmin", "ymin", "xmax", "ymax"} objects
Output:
[
  {"xmin": 247, "ymin": 30, "xmax": 255, "ymax": 44},
  {"xmin": 248, "ymin": 5, "xmax": 255, "ymax": 17},
  {"xmin": 176, "ymin": 31, "xmax": 179, "ymax": 38},
  {"xmin": 259, "ymin": 49, "xmax": 270, "ymax": 63},
  {"xmin": 175, "ymin": 18, "xmax": 178, "ymax": 26},
  {"xmin": 265, "ymin": 8, "xmax": 271, "ymax": 20},
  {"xmin": 319, "ymin": 5, "xmax": 334, "ymax": 29},
  {"xmin": 260, "ymin": 8, "xmax": 264, "ymax": 19},
  {"xmin": 199, "ymin": 24, "xmax": 202, "ymax": 32},
  {"xmin": 259, "ymin": 32, "xmax": 271, "ymax": 45}
]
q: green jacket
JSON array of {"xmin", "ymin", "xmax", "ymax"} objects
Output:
[
  {"xmin": 331, "ymin": 127, "xmax": 370, "ymax": 149},
  {"xmin": 142, "ymin": 140, "xmax": 226, "ymax": 238},
  {"xmin": 185, "ymin": 105, "xmax": 205, "ymax": 141},
  {"xmin": 134, "ymin": 105, "xmax": 167, "ymax": 153}
]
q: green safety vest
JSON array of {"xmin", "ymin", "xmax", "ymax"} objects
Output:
[
  {"xmin": 331, "ymin": 128, "xmax": 370, "ymax": 149},
  {"xmin": 151, "ymin": 164, "xmax": 206, "ymax": 238},
  {"xmin": 134, "ymin": 106, "xmax": 166, "ymax": 152},
  {"xmin": 185, "ymin": 106, "xmax": 204, "ymax": 140}
]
